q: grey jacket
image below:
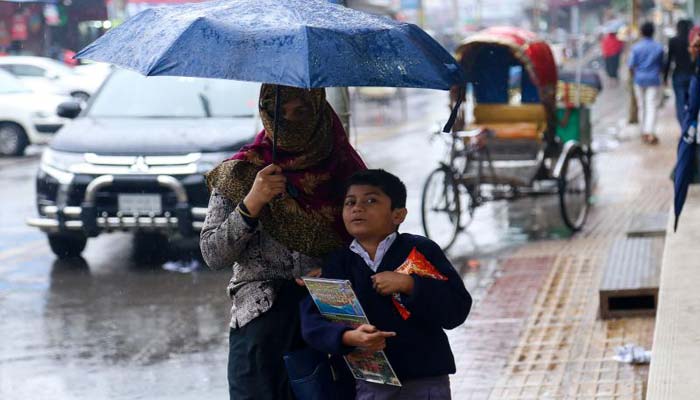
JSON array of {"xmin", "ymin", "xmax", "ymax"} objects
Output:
[{"xmin": 200, "ymin": 189, "xmax": 320, "ymax": 328}]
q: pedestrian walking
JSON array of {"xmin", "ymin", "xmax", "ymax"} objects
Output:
[
  {"xmin": 628, "ymin": 22, "xmax": 665, "ymax": 144},
  {"xmin": 664, "ymin": 19, "xmax": 695, "ymax": 127},
  {"xmin": 601, "ymin": 30, "xmax": 625, "ymax": 85},
  {"xmin": 200, "ymin": 84, "xmax": 366, "ymax": 400}
]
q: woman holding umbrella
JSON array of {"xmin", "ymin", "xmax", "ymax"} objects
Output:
[{"xmin": 201, "ymin": 84, "xmax": 366, "ymax": 399}]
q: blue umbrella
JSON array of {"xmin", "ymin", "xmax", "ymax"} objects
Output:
[
  {"xmin": 674, "ymin": 125, "xmax": 697, "ymax": 231},
  {"xmin": 674, "ymin": 66, "xmax": 700, "ymax": 231},
  {"xmin": 76, "ymin": 0, "xmax": 466, "ymax": 159},
  {"xmin": 76, "ymin": 0, "xmax": 464, "ymax": 91}
]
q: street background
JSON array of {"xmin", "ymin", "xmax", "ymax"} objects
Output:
[
  {"xmin": 0, "ymin": 0, "xmax": 690, "ymax": 399},
  {"xmin": 0, "ymin": 77, "xmax": 676, "ymax": 400}
]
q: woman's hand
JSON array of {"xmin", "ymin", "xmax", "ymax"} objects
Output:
[
  {"xmin": 371, "ymin": 272, "xmax": 414, "ymax": 296},
  {"xmin": 295, "ymin": 268, "xmax": 322, "ymax": 287},
  {"xmin": 243, "ymin": 164, "xmax": 286, "ymax": 217},
  {"xmin": 342, "ymin": 324, "xmax": 396, "ymax": 353}
]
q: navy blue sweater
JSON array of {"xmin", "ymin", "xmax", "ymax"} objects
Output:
[{"xmin": 300, "ymin": 233, "xmax": 472, "ymax": 381}]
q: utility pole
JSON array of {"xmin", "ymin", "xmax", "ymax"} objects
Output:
[
  {"xmin": 418, "ymin": 0, "xmax": 425, "ymax": 28},
  {"xmin": 628, "ymin": 0, "xmax": 639, "ymax": 124},
  {"xmin": 451, "ymin": 0, "xmax": 460, "ymax": 35}
]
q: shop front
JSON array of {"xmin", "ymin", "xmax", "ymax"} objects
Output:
[{"xmin": 0, "ymin": 0, "xmax": 107, "ymax": 58}]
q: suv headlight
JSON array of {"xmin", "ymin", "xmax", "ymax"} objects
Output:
[
  {"xmin": 41, "ymin": 148, "xmax": 86, "ymax": 172},
  {"xmin": 196, "ymin": 152, "xmax": 231, "ymax": 174}
]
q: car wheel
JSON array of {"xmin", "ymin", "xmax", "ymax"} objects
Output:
[
  {"xmin": 48, "ymin": 233, "xmax": 88, "ymax": 259},
  {"xmin": 0, "ymin": 123, "xmax": 28, "ymax": 156},
  {"xmin": 71, "ymin": 91, "xmax": 90, "ymax": 102}
]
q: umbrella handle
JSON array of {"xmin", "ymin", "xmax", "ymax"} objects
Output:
[
  {"xmin": 443, "ymin": 86, "xmax": 465, "ymax": 133},
  {"xmin": 273, "ymin": 86, "xmax": 281, "ymax": 163}
]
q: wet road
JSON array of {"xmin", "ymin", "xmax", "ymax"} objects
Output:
[
  {"xmin": 0, "ymin": 88, "xmax": 610, "ymax": 399},
  {"xmin": 0, "ymin": 153, "xmax": 232, "ymax": 399}
]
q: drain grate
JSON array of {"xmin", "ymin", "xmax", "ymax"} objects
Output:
[{"xmin": 487, "ymin": 241, "xmax": 653, "ymax": 399}]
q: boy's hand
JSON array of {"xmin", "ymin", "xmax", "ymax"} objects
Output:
[
  {"xmin": 371, "ymin": 272, "xmax": 414, "ymax": 296},
  {"xmin": 342, "ymin": 324, "xmax": 396, "ymax": 353},
  {"xmin": 295, "ymin": 268, "xmax": 322, "ymax": 287}
]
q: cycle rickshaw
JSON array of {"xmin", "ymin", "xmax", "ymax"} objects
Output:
[{"xmin": 421, "ymin": 27, "xmax": 593, "ymax": 250}]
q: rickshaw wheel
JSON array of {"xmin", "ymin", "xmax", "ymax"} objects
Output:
[
  {"xmin": 422, "ymin": 166, "xmax": 461, "ymax": 251},
  {"xmin": 558, "ymin": 150, "xmax": 591, "ymax": 232}
]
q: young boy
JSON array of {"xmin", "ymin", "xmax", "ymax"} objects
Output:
[{"xmin": 300, "ymin": 169, "xmax": 472, "ymax": 399}]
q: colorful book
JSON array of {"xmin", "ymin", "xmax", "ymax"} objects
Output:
[{"xmin": 303, "ymin": 277, "xmax": 402, "ymax": 387}]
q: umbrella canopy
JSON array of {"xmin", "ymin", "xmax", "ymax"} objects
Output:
[
  {"xmin": 674, "ymin": 62, "xmax": 700, "ymax": 231},
  {"xmin": 674, "ymin": 126, "xmax": 697, "ymax": 231},
  {"xmin": 75, "ymin": 0, "xmax": 465, "ymax": 90}
]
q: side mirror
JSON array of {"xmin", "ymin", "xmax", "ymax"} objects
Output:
[
  {"xmin": 46, "ymin": 72, "xmax": 60, "ymax": 80},
  {"xmin": 57, "ymin": 101, "xmax": 82, "ymax": 119}
]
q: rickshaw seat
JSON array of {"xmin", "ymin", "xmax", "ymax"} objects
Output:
[{"xmin": 469, "ymin": 104, "xmax": 547, "ymax": 141}]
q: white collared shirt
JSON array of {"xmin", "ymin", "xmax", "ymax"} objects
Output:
[{"xmin": 349, "ymin": 232, "xmax": 398, "ymax": 272}]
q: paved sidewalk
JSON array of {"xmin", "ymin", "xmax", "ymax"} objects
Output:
[{"xmin": 448, "ymin": 84, "xmax": 677, "ymax": 399}]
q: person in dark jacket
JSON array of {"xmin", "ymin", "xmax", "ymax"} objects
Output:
[
  {"xmin": 664, "ymin": 19, "xmax": 695, "ymax": 127},
  {"xmin": 300, "ymin": 169, "xmax": 472, "ymax": 399}
]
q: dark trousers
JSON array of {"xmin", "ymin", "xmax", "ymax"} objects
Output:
[
  {"xmin": 228, "ymin": 282, "xmax": 306, "ymax": 400},
  {"xmin": 673, "ymin": 73, "xmax": 692, "ymax": 128},
  {"xmin": 604, "ymin": 54, "xmax": 620, "ymax": 79}
]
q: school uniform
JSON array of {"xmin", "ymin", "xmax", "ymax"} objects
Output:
[{"xmin": 300, "ymin": 233, "xmax": 472, "ymax": 399}]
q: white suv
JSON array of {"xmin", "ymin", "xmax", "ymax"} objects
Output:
[
  {"xmin": 0, "ymin": 69, "xmax": 70, "ymax": 156},
  {"xmin": 0, "ymin": 56, "xmax": 103, "ymax": 102}
]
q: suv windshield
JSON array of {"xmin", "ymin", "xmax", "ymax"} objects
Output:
[
  {"xmin": 88, "ymin": 69, "xmax": 261, "ymax": 118},
  {"xmin": 0, "ymin": 70, "xmax": 31, "ymax": 94}
]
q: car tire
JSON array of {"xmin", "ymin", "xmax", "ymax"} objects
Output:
[
  {"xmin": 0, "ymin": 123, "xmax": 28, "ymax": 156},
  {"xmin": 48, "ymin": 233, "xmax": 88, "ymax": 259}
]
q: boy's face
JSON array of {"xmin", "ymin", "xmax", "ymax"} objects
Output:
[{"xmin": 342, "ymin": 184, "xmax": 407, "ymax": 242}]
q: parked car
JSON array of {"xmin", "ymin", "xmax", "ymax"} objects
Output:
[
  {"xmin": 73, "ymin": 61, "xmax": 112, "ymax": 84},
  {"xmin": 0, "ymin": 69, "xmax": 70, "ymax": 156},
  {"xmin": 27, "ymin": 69, "xmax": 261, "ymax": 258},
  {"xmin": 0, "ymin": 56, "xmax": 103, "ymax": 101}
]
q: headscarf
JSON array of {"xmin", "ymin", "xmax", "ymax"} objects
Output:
[{"xmin": 206, "ymin": 85, "xmax": 366, "ymax": 258}]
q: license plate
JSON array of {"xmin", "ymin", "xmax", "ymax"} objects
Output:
[{"xmin": 117, "ymin": 194, "xmax": 162, "ymax": 215}]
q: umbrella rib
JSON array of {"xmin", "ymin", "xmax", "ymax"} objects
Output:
[{"xmin": 303, "ymin": 26, "xmax": 312, "ymax": 89}]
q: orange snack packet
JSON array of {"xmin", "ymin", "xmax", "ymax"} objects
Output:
[{"xmin": 391, "ymin": 247, "xmax": 448, "ymax": 320}]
